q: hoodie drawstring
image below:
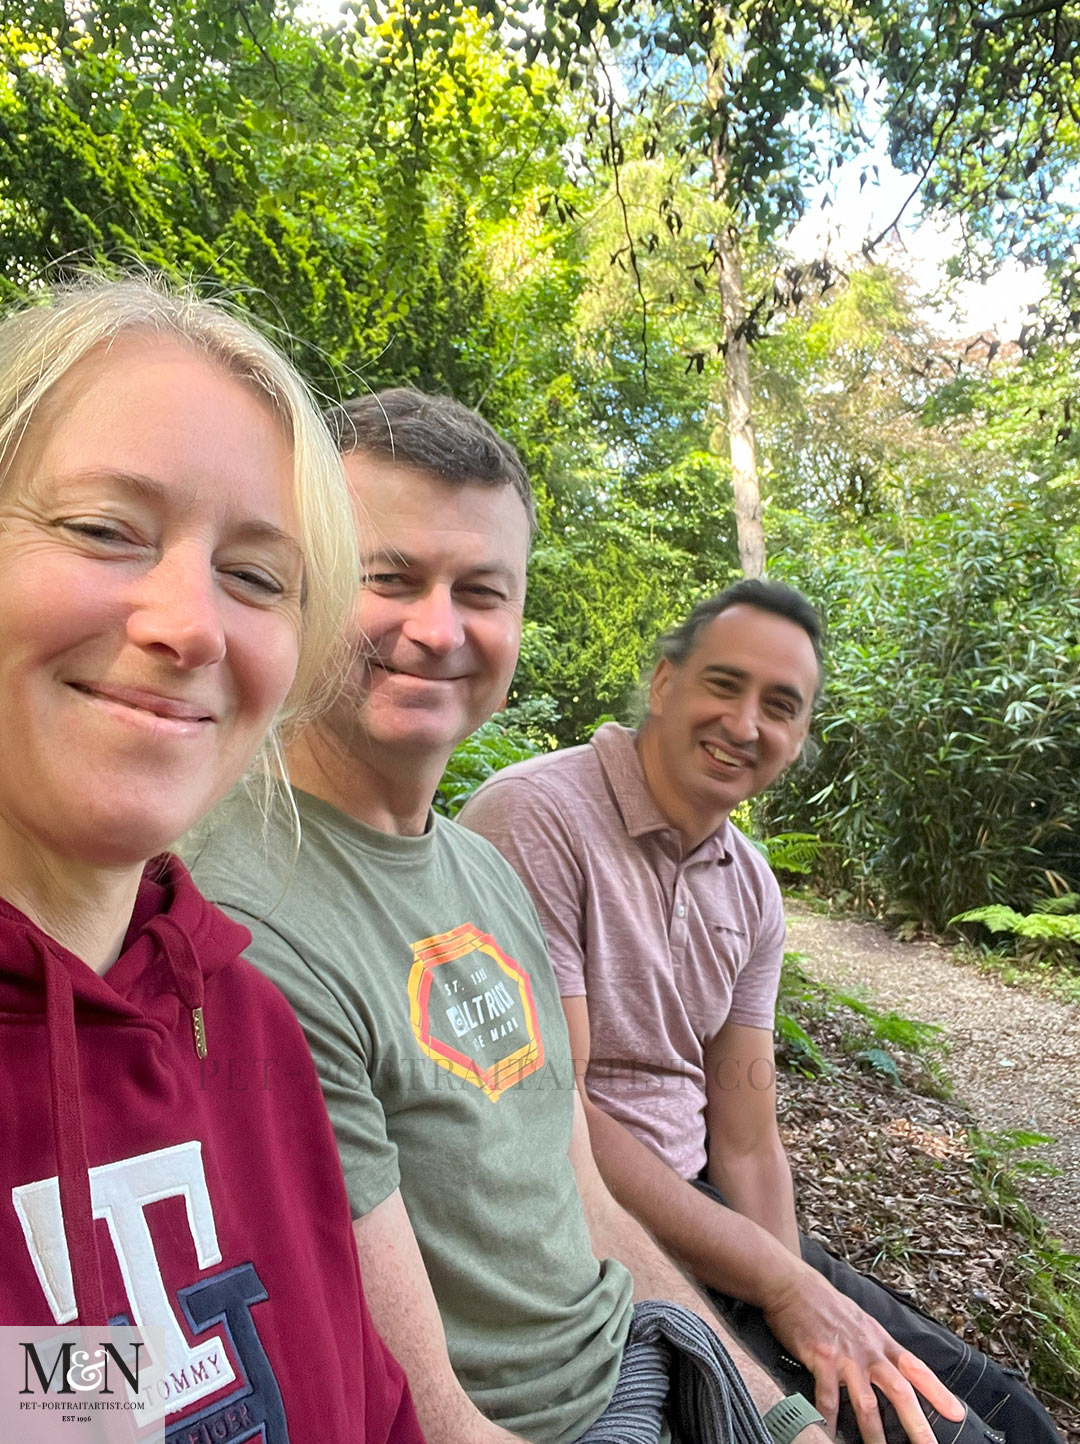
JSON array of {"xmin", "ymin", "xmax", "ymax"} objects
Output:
[
  {"xmin": 146, "ymin": 913, "xmax": 207, "ymax": 1060},
  {"xmin": 25, "ymin": 862, "xmax": 219, "ymax": 1325},
  {"xmin": 39, "ymin": 938, "xmax": 108, "ymax": 1326}
]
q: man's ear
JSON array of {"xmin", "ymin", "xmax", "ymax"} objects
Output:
[{"xmin": 649, "ymin": 659, "xmax": 674, "ymax": 717}]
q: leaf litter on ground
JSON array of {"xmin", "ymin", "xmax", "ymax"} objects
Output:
[{"xmin": 776, "ymin": 957, "xmax": 1080, "ymax": 1442}]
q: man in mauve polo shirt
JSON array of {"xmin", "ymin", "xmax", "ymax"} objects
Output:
[{"xmin": 460, "ymin": 579, "xmax": 1060, "ymax": 1444}]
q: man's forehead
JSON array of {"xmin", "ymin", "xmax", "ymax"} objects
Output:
[
  {"xmin": 342, "ymin": 453, "xmax": 439, "ymax": 514},
  {"xmin": 343, "ymin": 453, "xmax": 530, "ymax": 571},
  {"xmin": 685, "ymin": 605, "xmax": 820, "ymax": 689}
]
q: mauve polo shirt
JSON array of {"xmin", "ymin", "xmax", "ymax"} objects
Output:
[{"xmin": 459, "ymin": 721, "xmax": 784, "ymax": 1179}]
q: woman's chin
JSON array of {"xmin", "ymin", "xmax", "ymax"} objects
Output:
[
  {"xmin": 47, "ymin": 811, "xmax": 206, "ymax": 874},
  {"xmin": 27, "ymin": 771, "xmax": 243, "ymax": 874}
]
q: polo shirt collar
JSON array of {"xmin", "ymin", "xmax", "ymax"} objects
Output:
[{"xmin": 589, "ymin": 722, "xmax": 730, "ymax": 861}]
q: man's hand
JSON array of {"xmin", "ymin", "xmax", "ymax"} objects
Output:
[
  {"xmin": 762, "ymin": 1266, "xmax": 965, "ymax": 1444},
  {"xmin": 568, "ymin": 1091, "xmax": 831, "ymax": 1437},
  {"xmin": 561, "ymin": 1002, "xmax": 963, "ymax": 1444}
]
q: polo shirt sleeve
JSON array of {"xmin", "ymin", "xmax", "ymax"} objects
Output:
[
  {"xmin": 459, "ymin": 779, "xmax": 590, "ymax": 998},
  {"xmin": 216, "ymin": 904, "xmax": 402, "ymax": 1219},
  {"xmin": 724, "ymin": 866, "xmax": 786, "ymax": 1031}
]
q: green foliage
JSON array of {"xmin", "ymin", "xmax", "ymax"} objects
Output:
[
  {"xmin": 763, "ymin": 502, "xmax": 1080, "ymax": 930},
  {"xmin": 435, "ymin": 697, "xmax": 560, "ymax": 817},
  {"xmin": 758, "ymin": 832, "xmax": 822, "ymax": 875},
  {"xmin": 854, "ymin": 1046, "xmax": 901, "ymax": 1082},
  {"xmin": 0, "ymin": 0, "xmax": 574, "ymax": 427},
  {"xmin": 490, "ymin": 0, "xmax": 904, "ymax": 239},
  {"xmin": 6, "ymin": 0, "xmax": 1080, "ymax": 983},
  {"xmin": 774, "ymin": 952, "xmax": 831, "ymax": 1076},
  {"xmin": 881, "ymin": 0, "xmax": 1080, "ymax": 280},
  {"xmin": 978, "ymin": 1128, "xmax": 1059, "ymax": 1174},
  {"xmin": 776, "ymin": 950, "xmax": 946, "ymax": 1090},
  {"xmin": 835, "ymin": 997, "xmax": 943, "ymax": 1056},
  {"xmin": 758, "ymin": 267, "xmax": 1014, "ymax": 522},
  {"xmin": 969, "ymin": 1129, "xmax": 1080, "ymax": 1398},
  {"xmin": 952, "ymin": 896, "xmax": 1080, "ymax": 971},
  {"xmin": 517, "ymin": 522, "xmax": 710, "ymax": 744},
  {"xmin": 1032, "ymin": 892, "xmax": 1080, "ymax": 916},
  {"xmin": 953, "ymin": 902, "xmax": 1080, "ymax": 941},
  {"xmin": 774, "ymin": 1009, "xmax": 829, "ymax": 1075}
]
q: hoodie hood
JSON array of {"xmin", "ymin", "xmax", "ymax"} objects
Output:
[
  {"xmin": 0, "ymin": 853, "xmax": 250, "ymax": 1021},
  {"xmin": 0, "ymin": 854, "xmax": 252, "ymax": 1325}
]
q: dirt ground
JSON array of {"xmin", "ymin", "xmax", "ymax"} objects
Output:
[{"xmin": 785, "ymin": 904, "xmax": 1080, "ymax": 1253}]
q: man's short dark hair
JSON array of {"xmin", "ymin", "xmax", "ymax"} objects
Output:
[
  {"xmin": 324, "ymin": 387, "xmax": 536, "ymax": 537},
  {"xmin": 659, "ymin": 579, "xmax": 824, "ymax": 685}
]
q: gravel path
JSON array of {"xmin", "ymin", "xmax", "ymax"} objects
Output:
[{"xmin": 785, "ymin": 904, "xmax": 1080, "ymax": 1253}]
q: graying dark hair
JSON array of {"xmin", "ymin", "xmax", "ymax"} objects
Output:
[
  {"xmin": 659, "ymin": 580, "xmax": 824, "ymax": 694},
  {"xmin": 324, "ymin": 386, "xmax": 536, "ymax": 538}
]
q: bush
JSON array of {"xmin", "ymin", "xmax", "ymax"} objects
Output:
[
  {"xmin": 435, "ymin": 697, "xmax": 560, "ymax": 817},
  {"xmin": 952, "ymin": 894, "xmax": 1080, "ymax": 970},
  {"xmin": 763, "ymin": 504, "xmax": 1080, "ymax": 929}
]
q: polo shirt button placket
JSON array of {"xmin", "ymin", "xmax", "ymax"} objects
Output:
[{"xmin": 671, "ymin": 891, "xmax": 689, "ymax": 952}]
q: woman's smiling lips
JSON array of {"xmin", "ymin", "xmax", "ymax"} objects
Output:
[{"xmin": 69, "ymin": 681, "xmax": 216, "ymax": 734}]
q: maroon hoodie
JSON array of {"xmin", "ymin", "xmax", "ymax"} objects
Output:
[{"xmin": 0, "ymin": 854, "xmax": 424, "ymax": 1444}]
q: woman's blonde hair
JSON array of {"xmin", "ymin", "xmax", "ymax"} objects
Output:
[{"xmin": 0, "ymin": 273, "xmax": 357, "ymax": 744}]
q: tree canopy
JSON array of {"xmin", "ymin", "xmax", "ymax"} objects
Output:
[{"xmin": 3, "ymin": 0, "xmax": 1080, "ymax": 925}]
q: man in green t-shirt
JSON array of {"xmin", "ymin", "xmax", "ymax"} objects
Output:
[{"xmin": 188, "ymin": 389, "xmax": 834, "ymax": 1444}]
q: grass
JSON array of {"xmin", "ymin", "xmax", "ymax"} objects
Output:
[{"xmin": 969, "ymin": 1129, "xmax": 1080, "ymax": 1404}]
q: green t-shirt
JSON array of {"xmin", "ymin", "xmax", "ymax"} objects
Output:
[{"xmin": 186, "ymin": 786, "xmax": 633, "ymax": 1444}]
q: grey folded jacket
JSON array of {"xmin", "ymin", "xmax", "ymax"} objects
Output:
[{"xmin": 576, "ymin": 1299, "xmax": 775, "ymax": 1444}]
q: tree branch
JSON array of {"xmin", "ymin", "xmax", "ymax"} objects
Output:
[
  {"xmin": 235, "ymin": 0, "xmax": 287, "ymax": 112},
  {"xmin": 866, "ymin": 16, "xmax": 983, "ymax": 254},
  {"xmin": 592, "ymin": 41, "xmax": 649, "ymax": 391},
  {"xmin": 974, "ymin": 0, "xmax": 1071, "ymax": 30}
]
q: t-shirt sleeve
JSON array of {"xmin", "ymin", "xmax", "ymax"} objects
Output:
[
  {"xmin": 459, "ymin": 779, "xmax": 590, "ymax": 998},
  {"xmin": 724, "ymin": 867, "xmax": 786, "ymax": 1031},
  {"xmin": 219, "ymin": 904, "xmax": 401, "ymax": 1219}
]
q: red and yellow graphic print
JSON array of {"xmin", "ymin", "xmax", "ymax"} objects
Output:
[{"xmin": 407, "ymin": 923, "xmax": 545, "ymax": 1101}]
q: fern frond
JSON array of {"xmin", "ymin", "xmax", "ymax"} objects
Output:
[
  {"xmin": 951, "ymin": 905, "xmax": 1028, "ymax": 934},
  {"xmin": 952, "ymin": 904, "xmax": 1080, "ymax": 944},
  {"xmin": 1034, "ymin": 893, "xmax": 1080, "ymax": 916},
  {"xmin": 763, "ymin": 832, "xmax": 822, "ymax": 874}
]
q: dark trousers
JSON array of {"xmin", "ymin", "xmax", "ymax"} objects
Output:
[{"xmin": 692, "ymin": 1179, "xmax": 1061, "ymax": 1444}]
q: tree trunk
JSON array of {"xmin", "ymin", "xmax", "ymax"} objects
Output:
[{"xmin": 707, "ymin": 42, "xmax": 766, "ymax": 579}]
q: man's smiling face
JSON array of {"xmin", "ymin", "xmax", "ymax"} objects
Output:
[
  {"xmin": 335, "ymin": 456, "xmax": 530, "ymax": 763},
  {"xmin": 644, "ymin": 603, "xmax": 819, "ymax": 838}
]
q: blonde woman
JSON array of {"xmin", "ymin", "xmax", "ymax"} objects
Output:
[{"xmin": 0, "ymin": 278, "xmax": 423, "ymax": 1443}]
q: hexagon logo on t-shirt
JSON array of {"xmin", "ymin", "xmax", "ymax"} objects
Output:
[{"xmin": 407, "ymin": 923, "xmax": 545, "ymax": 1101}]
